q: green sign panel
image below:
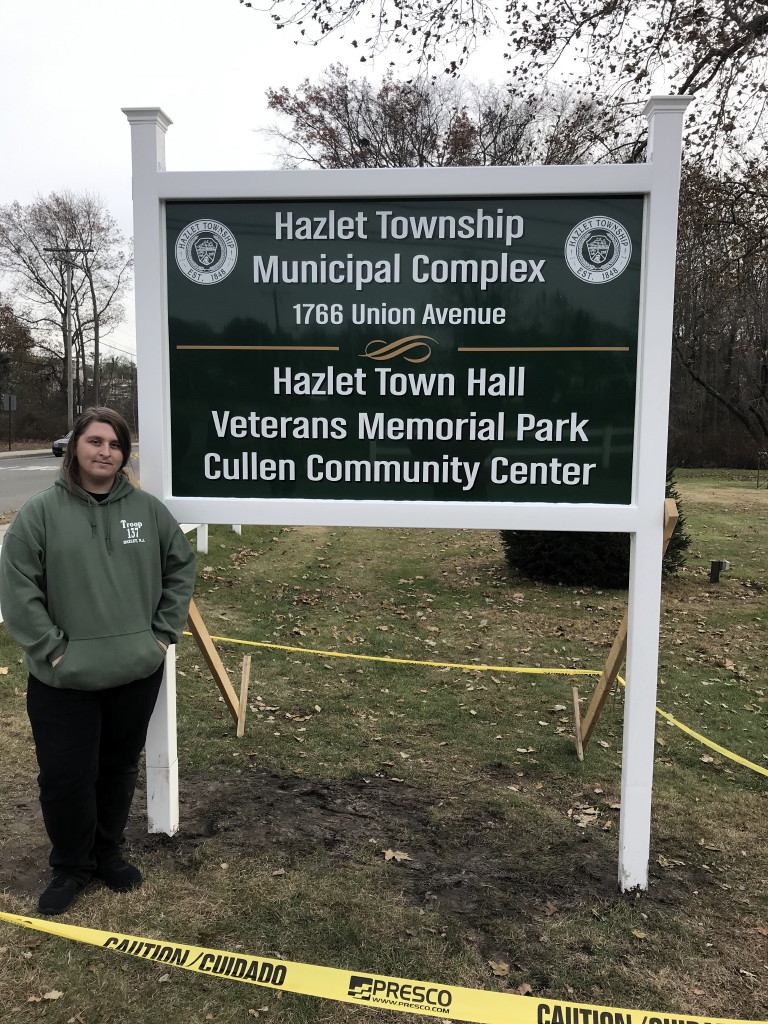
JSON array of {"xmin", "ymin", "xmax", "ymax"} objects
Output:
[{"xmin": 166, "ymin": 196, "xmax": 643, "ymax": 503}]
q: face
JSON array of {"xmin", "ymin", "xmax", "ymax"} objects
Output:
[{"xmin": 74, "ymin": 421, "xmax": 124, "ymax": 492}]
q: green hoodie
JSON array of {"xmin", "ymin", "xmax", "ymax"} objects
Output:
[{"xmin": 0, "ymin": 473, "xmax": 196, "ymax": 690}]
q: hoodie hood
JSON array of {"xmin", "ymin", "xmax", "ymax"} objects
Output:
[{"xmin": 54, "ymin": 472, "xmax": 134, "ymax": 554}]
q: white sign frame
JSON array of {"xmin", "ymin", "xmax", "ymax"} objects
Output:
[{"xmin": 124, "ymin": 97, "xmax": 692, "ymax": 891}]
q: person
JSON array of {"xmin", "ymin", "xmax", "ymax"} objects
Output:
[{"xmin": 0, "ymin": 407, "xmax": 196, "ymax": 916}]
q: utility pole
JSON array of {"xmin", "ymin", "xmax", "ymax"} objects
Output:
[{"xmin": 43, "ymin": 246, "xmax": 93, "ymax": 428}]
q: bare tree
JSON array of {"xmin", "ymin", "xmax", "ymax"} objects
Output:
[
  {"xmin": 0, "ymin": 295, "xmax": 63, "ymax": 437},
  {"xmin": 245, "ymin": 0, "xmax": 768, "ymax": 153},
  {"xmin": 0, "ymin": 297, "xmax": 35, "ymax": 391},
  {"xmin": 265, "ymin": 66, "xmax": 635, "ymax": 168},
  {"xmin": 673, "ymin": 159, "xmax": 768, "ymax": 453},
  {"xmin": 0, "ymin": 191, "xmax": 132, "ymax": 411}
]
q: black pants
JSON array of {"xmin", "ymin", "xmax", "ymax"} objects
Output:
[{"xmin": 27, "ymin": 666, "xmax": 164, "ymax": 882}]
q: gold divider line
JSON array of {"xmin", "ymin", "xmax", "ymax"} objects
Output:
[
  {"xmin": 176, "ymin": 345, "xmax": 627, "ymax": 353},
  {"xmin": 457, "ymin": 346, "xmax": 630, "ymax": 352},
  {"xmin": 176, "ymin": 345, "xmax": 341, "ymax": 351}
]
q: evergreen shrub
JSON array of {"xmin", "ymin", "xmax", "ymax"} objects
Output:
[{"xmin": 500, "ymin": 468, "xmax": 691, "ymax": 588}]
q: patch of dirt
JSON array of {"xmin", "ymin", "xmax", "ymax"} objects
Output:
[
  {"xmin": 116, "ymin": 772, "xmax": 693, "ymax": 935},
  {"xmin": 0, "ymin": 769, "xmax": 738, "ymax": 984}
]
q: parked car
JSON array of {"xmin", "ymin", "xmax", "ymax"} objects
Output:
[{"xmin": 52, "ymin": 431, "xmax": 72, "ymax": 457}]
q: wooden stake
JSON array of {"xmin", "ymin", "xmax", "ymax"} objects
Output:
[
  {"xmin": 186, "ymin": 599, "xmax": 240, "ymax": 725},
  {"xmin": 572, "ymin": 686, "xmax": 584, "ymax": 761},
  {"xmin": 237, "ymin": 655, "xmax": 251, "ymax": 738},
  {"xmin": 579, "ymin": 499, "xmax": 679, "ymax": 752},
  {"xmin": 580, "ymin": 610, "xmax": 628, "ymax": 747}
]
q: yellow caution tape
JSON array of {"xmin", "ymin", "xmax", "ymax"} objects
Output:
[
  {"xmin": 186, "ymin": 630, "xmax": 600, "ymax": 675},
  {"xmin": 184, "ymin": 632, "xmax": 768, "ymax": 777},
  {"xmin": 652, "ymin": 703, "xmax": 767, "ymax": 776},
  {"xmin": 612, "ymin": 678, "xmax": 768, "ymax": 778},
  {"xmin": 0, "ymin": 910, "xmax": 758, "ymax": 1024}
]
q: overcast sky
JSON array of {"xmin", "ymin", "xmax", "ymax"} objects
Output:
[
  {"xmin": 0, "ymin": 0, "xmax": 400, "ymax": 357},
  {"xmin": 0, "ymin": 0, "xmax": 608, "ymax": 361}
]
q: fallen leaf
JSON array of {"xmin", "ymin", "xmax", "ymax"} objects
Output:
[
  {"xmin": 43, "ymin": 990, "xmax": 64, "ymax": 1000},
  {"xmin": 488, "ymin": 960, "xmax": 509, "ymax": 977},
  {"xmin": 272, "ymin": 868, "xmax": 286, "ymax": 876},
  {"xmin": 631, "ymin": 930, "xmax": 647, "ymax": 940},
  {"xmin": 544, "ymin": 901, "xmax": 558, "ymax": 916},
  {"xmin": 0, "ymin": 667, "xmax": 8, "ymax": 674},
  {"xmin": 516, "ymin": 983, "xmax": 533, "ymax": 996},
  {"xmin": 157, "ymin": 974, "xmax": 170, "ymax": 983},
  {"xmin": 568, "ymin": 805, "xmax": 600, "ymax": 827},
  {"xmin": 383, "ymin": 849, "xmax": 411, "ymax": 863}
]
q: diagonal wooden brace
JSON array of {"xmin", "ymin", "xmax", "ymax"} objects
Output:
[
  {"xmin": 186, "ymin": 598, "xmax": 241, "ymax": 725},
  {"xmin": 578, "ymin": 499, "xmax": 679, "ymax": 751}
]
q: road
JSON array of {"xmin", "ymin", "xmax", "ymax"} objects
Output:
[{"xmin": 0, "ymin": 452, "xmax": 61, "ymax": 515}]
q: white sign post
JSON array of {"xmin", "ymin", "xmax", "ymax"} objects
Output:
[{"xmin": 124, "ymin": 97, "xmax": 691, "ymax": 890}]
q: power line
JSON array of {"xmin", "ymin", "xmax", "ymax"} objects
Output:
[{"xmin": 100, "ymin": 340, "xmax": 136, "ymax": 360}]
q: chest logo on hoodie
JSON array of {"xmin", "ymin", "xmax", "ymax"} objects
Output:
[{"xmin": 121, "ymin": 520, "xmax": 145, "ymax": 545}]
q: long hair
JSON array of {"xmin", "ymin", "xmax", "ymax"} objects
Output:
[{"xmin": 62, "ymin": 407, "xmax": 134, "ymax": 490}]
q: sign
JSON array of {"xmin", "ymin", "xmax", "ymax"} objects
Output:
[
  {"xmin": 166, "ymin": 197, "xmax": 643, "ymax": 505},
  {"xmin": 126, "ymin": 98, "xmax": 694, "ymax": 892}
]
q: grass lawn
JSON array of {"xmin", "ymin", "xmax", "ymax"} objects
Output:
[{"xmin": 0, "ymin": 472, "xmax": 765, "ymax": 1024}]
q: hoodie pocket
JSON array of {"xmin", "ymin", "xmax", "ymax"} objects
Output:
[{"xmin": 51, "ymin": 630, "xmax": 166, "ymax": 690}]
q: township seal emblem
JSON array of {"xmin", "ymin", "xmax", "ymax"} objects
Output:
[
  {"xmin": 564, "ymin": 217, "xmax": 632, "ymax": 284},
  {"xmin": 175, "ymin": 219, "xmax": 238, "ymax": 285}
]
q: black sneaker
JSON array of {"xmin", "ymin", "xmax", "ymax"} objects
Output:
[
  {"xmin": 39, "ymin": 874, "xmax": 86, "ymax": 915},
  {"xmin": 94, "ymin": 858, "xmax": 142, "ymax": 893}
]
